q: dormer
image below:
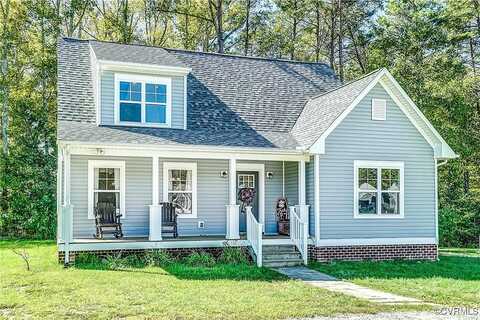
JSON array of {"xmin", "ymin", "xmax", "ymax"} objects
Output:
[{"xmin": 89, "ymin": 41, "xmax": 191, "ymax": 129}]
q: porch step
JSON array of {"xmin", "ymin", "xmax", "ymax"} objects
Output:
[{"xmin": 262, "ymin": 244, "xmax": 303, "ymax": 268}]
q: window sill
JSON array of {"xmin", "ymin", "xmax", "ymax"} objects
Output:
[
  {"xmin": 353, "ymin": 213, "xmax": 404, "ymax": 219},
  {"xmin": 115, "ymin": 121, "xmax": 171, "ymax": 128}
]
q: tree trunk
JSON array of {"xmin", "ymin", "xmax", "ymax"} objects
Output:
[
  {"xmin": 329, "ymin": 1, "xmax": 335, "ymax": 70},
  {"xmin": 290, "ymin": 0, "xmax": 298, "ymax": 60},
  {"xmin": 464, "ymin": 169, "xmax": 470, "ymax": 194},
  {"xmin": 244, "ymin": 0, "xmax": 251, "ymax": 56},
  {"xmin": 315, "ymin": 1, "xmax": 321, "ymax": 63},
  {"xmin": 348, "ymin": 23, "xmax": 365, "ymax": 73},
  {"xmin": 212, "ymin": 0, "xmax": 224, "ymax": 53},
  {"xmin": 337, "ymin": 0, "xmax": 344, "ymax": 81}
]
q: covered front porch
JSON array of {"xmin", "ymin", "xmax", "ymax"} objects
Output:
[{"xmin": 57, "ymin": 143, "xmax": 316, "ymax": 266}]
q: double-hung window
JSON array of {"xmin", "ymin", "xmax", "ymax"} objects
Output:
[
  {"xmin": 163, "ymin": 162, "xmax": 197, "ymax": 218},
  {"xmin": 354, "ymin": 160, "xmax": 404, "ymax": 218},
  {"xmin": 88, "ymin": 160, "xmax": 126, "ymax": 219},
  {"xmin": 115, "ymin": 73, "xmax": 171, "ymax": 127}
]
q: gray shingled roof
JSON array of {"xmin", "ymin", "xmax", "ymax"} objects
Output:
[
  {"xmin": 58, "ymin": 121, "xmax": 299, "ymax": 149},
  {"xmin": 291, "ymin": 69, "xmax": 382, "ymax": 148},
  {"xmin": 90, "ymin": 40, "xmax": 187, "ymax": 68},
  {"xmin": 59, "ymin": 38, "xmax": 379, "ymax": 150}
]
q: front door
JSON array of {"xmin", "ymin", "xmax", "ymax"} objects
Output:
[{"xmin": 237, "ymin": 171, "xmax": 259, "ymax": 233}]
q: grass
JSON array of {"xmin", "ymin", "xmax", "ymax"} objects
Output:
[
  {"xmin": 310, "ymin": 252, "xmax": 480, "ymax": 307},
  {"xmin": 0, "ymin": 240, "xmax": 421, "ymax": 320},
  {"xmin": 439, "ymin": 247, "xmax": 480, "ymax": 257}
]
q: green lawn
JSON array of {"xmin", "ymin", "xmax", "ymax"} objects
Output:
[
  {"xmin": 310, "ymin": 251, "xmax": 480, "ymax": 307},
  {"xmin": 0, "ymin": 241, "xmax": 420, "ymax": 320}
]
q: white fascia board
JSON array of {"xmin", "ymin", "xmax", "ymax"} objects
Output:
[
  {"xmin": 98, "ymin": 59, "xmax": 191, "ymax": 76},
  {"xmin": 58, "ymin": 141, "xmax": 311, "ymax": 162},
  {"xmin": 308, "ymin": 68, "xmax": 457, "ymax": 159}
]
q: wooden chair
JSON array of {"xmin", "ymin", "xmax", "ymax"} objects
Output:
[
  {"xmin": 94, "ymin": 202, "xmax": 123, "ymax": 239},
  {"xmin": 161, "ymin": 202, "xmax": 178, "ymax": 238}
]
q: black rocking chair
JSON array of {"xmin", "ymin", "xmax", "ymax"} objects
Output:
[
  {"xmin": 94, "ymin": 202, "xmax": 123, "ymax": 239},
  {"xmin": 161, "ymin": 202, "xmax": 178, "ymax": 238}
]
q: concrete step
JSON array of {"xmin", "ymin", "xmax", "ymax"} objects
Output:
[
  {"xmin": 262, "ymin": 245, "xmax": 298, "ymax": 253},
  {"xmin": 263, "ymin": 259, "xmax": 304, "ymax": 267},
  {"xmin": 263, "ymin": 253, "xmax": 302, "ymax": 261}
]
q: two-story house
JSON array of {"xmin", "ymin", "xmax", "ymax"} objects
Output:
[{"xmin": 57, "ymin": 38, "xmax": 456, "ymax": 266}]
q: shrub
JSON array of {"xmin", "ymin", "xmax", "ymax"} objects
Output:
[
  {"xmin": 218, "ymin": 245, "xmax": 249, "ymax": 265},
  {"xmin": 143, "ymin": 250, "xmax": 174, "ymax": 267},
  {"xmin": 75, "ymin": 252, "xmax": 102, "ymax": 266},
  {"xmin": 183, "ymin": 251, "xmax": 216, "ymax": 267}
]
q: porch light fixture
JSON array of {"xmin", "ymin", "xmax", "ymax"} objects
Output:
[
  {"xmin": 220, "ymin": 170, "xmax": 228, "ymax": 178},
  {"xmin": 267, "ymin": 172, "xmax": 274, "ymax": 179},
  {"xmin": 96, "ymin": 148, "xmax": 105, "ymax": 155}
]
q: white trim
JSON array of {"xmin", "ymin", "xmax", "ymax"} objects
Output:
[
  {"xmin": 64, "ymin": 148, "xmax": 71, "ymax": 206},
  {"xmin": 371, "ymin": 98, "xmax": 386, "ymax": 120},
  {"xmin": 87, "ymin": 160, "xmax": 126, "ymax": 219},
  {"xmin": 353, "ymin": 160, "xmax": 404, "ymax": 219},
  {"xmin": 183, "ymin": 75, "xmax": 187, "ymax": 129},
  {"xmin": 314, "ymin": 154, "xmax": 320, "ymax": 244},
  {"xmin": 237, "ymin": 163, "xmax": 265, "ymax": 232},
  {"xmin": 114, "ymin": 73, "xmax": 172, "ymax": 128},
  {"xmin": 60, "ymin": 142, "xmax": 310, "ymax": 162},
  {"xmin": 229, "ymin": 159, "xmax": 237, "ymax": 205},
  {"xmin": 152, "ymin": 156, "xmax": 159, "ymax": 205},
  {"xmin": 282, "ymin": 161, "xmax": 285, "ymax": 197},
  {"xmin": 162, "ymin": 162, "xmax": 198, "ymax": 218},
  {"xmin": 309, "ymin": 68, "xmax": 457, "ymax": 159},
  {"xmin": 316, "ymin": 237, "xmax": 436, "ymax": 247},
  {"xmin": 434, "ymin": 159, "xmax": 439, "ymax": 245},
  {"xmin": 57, "ymin": 148, "xmax": 63, "ymax": 243},
  {"xmin": 98, "ymin": 59, "xmax": 191, "ymax": 76}
]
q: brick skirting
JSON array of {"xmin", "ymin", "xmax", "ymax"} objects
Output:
[
  {"xmin": 308, "ymin": 243, "xmax": 438, "ymax": 262},
  {"xmin": 58, "ymin": 247, "xmax": 231, "ymax": 264}
]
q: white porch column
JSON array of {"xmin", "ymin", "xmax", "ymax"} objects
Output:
[
  {"xmin": 62, "ymin": 147, "xmax": 73, "ymax": 264},
  {"xmin": 226, "ymin": 158, "xmax": 240, "ymax": 239},
  {"xmin": 57, "ymin": 149, "xmax": 63, "ymax": 244},
  {"xmin": 314, "ymin": 154, "xmax": 320, "ymax": 244},
  {"xmin": 298, "ymin": 160, "xmax": 306, "ymax": 205},
  {"xmin": 149, "ymin": 156, "xmax": 163, "ymax": 241}
]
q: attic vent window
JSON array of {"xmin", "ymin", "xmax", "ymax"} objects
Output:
[{"xmin": 371, "ymin": 98, "xmax": 386, "ymax": 121}]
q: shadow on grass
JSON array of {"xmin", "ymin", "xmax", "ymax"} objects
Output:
[
  {"xmin": 74, "ymin": 261, "xmax": 287, "ymax": 281},
  {"xmin": 311, "ymin": 255, "xmax": 480, "ymax": 281}
]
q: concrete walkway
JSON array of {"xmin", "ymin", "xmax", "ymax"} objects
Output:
[{"xmin": 275, "ymin": 266, "xmax": 421, "ymax": 304}]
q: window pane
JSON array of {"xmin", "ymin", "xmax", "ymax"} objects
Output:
[
  {"xmin": 169, "ymin": 192, "xmax": 192, "ymax": 214},
  {"xmin": 119, "ymin": 81, "xmax": 141, "ymax": 102},
  {"xmin": 146, "ymin": 104, "xmax": 166, "ymax": 123},
  {"xmin": 381, "ymin": 169, "xmax": 400, "ymax": 191},
  {"xmin": 358, "ymin": 168, "xmax": 377, "ymax": 190},
  {"xmin": 95, "ymin": 191, "xmax": 119, "ymax": 209},
  {"xmin": 120, "ymin": 102, "xmax": 141, "ymax": 122},
  {"xmin": 120, "ymin": 81, "xmax": 130, "ymax": 91},
  {"xmin": 358, "ymin": 192, "xmax": 377, "ymax": 214},
  {"xmin": 381, "ymin": 192, "xmax": 400, "ymax": 214},
  {"xmin": 146, "ymin": 83, "xmax": 166, "ymax": 103}
]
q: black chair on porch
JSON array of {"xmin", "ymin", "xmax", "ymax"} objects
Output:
[
  {"xmin": 94, "ymin": 202, "xmax": 123, "ymax": 239},
  {"xmin": 160, "ymin": 202, "xmax": 178, "ymax": 238}
]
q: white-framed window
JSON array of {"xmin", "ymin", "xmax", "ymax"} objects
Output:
[
  {"xmin": 353, "ymin": 160, "xmax": 404, "ymax": 218},
  {"xmin": 114, "ymin": 73, "xmax": 171, "ymax": 127},
  {"xmin": 87, "ymin": 160, "xmax": 126, "ymax": 219},
  {"xmin": 163, "ymin": 162, "xmax": 197, "ymax": 218},
  {"xmin": 238, "ymin": 174, "xmax": 255, "ymax": 188}
]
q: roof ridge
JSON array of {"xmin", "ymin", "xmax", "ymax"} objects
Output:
[{"xmin": 61, "ymin": 36, "xmax": 331, "ymax": 67}]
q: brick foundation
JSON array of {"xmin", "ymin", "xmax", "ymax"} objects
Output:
[
  {"xmin": 308, "ymin": 243, "xmax": 438, "ymax": 262},
  {"xmin": 58, "ymin": 247, "xmax": 239, "ymax": 264}
]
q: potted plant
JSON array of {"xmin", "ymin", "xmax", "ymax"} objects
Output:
[{"xmin": 275, "ymin": 197, "xmax": 289, "ymax": 235}]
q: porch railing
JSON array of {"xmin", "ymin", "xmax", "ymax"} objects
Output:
[
  {"xmin": 290, "ymin": 206, "xmax": 308, "ymax": 265},
  {"xmin": 246, "ymin": 206, "xmax": 263, "ymax": 267}
]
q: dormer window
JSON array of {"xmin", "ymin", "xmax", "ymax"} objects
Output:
[{"xmin": 114, "ymin": 73, "xmax": 171, "ymax": 127}]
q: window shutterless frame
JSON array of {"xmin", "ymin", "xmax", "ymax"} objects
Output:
[
  {"xmin": 162, "ymin": 162, "xmax": 197, "ymax": 218},
  {"xmin": 87, "ymin": 160, "xmax": 126, "ymax": 219},
  {"xmin": 353, "ymin": 160, "xmax": 404, "ymax": 219},
  {"xmin": 114, "ymin": 73, "xmax": 172, "ymax": 128}
]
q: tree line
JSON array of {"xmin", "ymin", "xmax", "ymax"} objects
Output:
[{"xmin": 0, "ymin": 0, "xmax": 479, "ymax": 246}]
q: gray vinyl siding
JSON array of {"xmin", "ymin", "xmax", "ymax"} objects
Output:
[
  {"xmin": 305, "ymin": 157, "xmax": 315, "ymax": 236},
  {"xmin": 71, "ymin": 155, "xmax": 152, "ymax": 238},
  {"xmin": 319, "ymin": 83, "xmax": 436, "ymax": 239},
  {"xmin": 264, "ymin": 161, "xmax": 283, "ymax": 234},
  {"xmin": 284, "ymin": 161, "xmax": 298, "ymax": 207},
  {"xmin": 158, "ymin": 158, "xmax": 229, "ymax": 235},
  {"xmin": 99, "ymin": 71, "xmax": 185, "ymax": 129}
]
